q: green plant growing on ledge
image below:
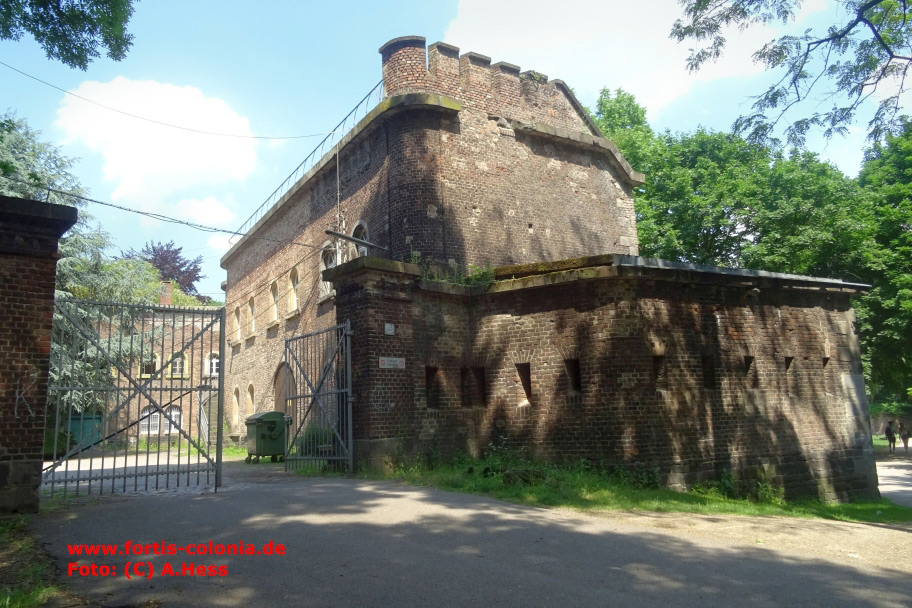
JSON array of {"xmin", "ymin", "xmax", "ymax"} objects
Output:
[{"xmin": 421, "ymin": 261, "xmax": 495, "ymax": 289}]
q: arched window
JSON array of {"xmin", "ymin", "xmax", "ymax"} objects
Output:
[
  {"xmin": 273, "ymin": 363, "xmax": 296, "ymax": 413},
  {"xmin": 207, "ymin": 353, "xmax": 220, "ymax": 378},
  {"xmin": 270, "ymin": 281, "xmax": 279, "ymax": 322},
  {"xmin": 288, "ymin": 268, "xmax": 299, "ymax": 312},
  {"xmin": 139, "ymin": 406, "xmax": 160, "ymax": 435},
  {"xmin": 319, "ymin": 247, "xmax": 336, "ymax": 298},
  {"xmin": 163, "ymin": 406, "xmax": 182, "ymax": 433},
  {"xmin": 234, "ymin": 307, "xmax": 241, "ymax": 342},
  {"xmin": 247, "ymin": 296, "xmax": 255, "ymax": 335},
  {"xmin": 247, "ymin": 384, "xmax": 255, "ymax": 416},
  {"xmin": 352, "ymin": 223, "xmax": 369, "ymax": 257},
  {"xmin": 232, "ymin": 388, "xmax": 240, "ymax": 428}
]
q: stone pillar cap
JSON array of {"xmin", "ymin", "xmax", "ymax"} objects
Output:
[{"xmin": 379, "ymin": 36, "xmax": 426, "ymax": 55}]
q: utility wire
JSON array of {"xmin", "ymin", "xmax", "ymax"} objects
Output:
[
  {"xmin": 0, "ymin": 60, "xmax": 339, "ymax": 141},
  {"xmin": 0, "ymin": 175, "xmax": 319, "ymax": 250}
]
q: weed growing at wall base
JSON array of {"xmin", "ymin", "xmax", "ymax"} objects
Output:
[
  {"xmin": 0, "ymin": 517, "xmax": 59, "ymax": 608},
  {"xmin": 361, "ymin": 450, "xmax": 912, "ymax": 524}
]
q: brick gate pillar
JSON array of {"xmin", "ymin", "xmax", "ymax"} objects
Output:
[
  {"xmin": 326, "ymin": 257, "xmax": 421, "ymax": 470},
  {"xmin": 0, "ymin": 195, "xmax": 77, "ymax": 513}
]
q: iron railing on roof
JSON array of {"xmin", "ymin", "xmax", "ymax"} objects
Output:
[{"xmin": 232, "ymin": 80, "xmax": 386, "ymax": 240}]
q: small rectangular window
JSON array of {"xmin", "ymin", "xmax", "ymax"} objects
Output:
[
  {"xmin": 461, "ymin": 367, "xmax": 487, "ymax": 407},
  {"xmin": 425, "ymin": 366, "xmax": 440, "ymax": 409},
  {"xmin": 515, "ymin": 363, "xmax": 532, "ymax": 401},
  {"xmin": 702, "ymin": 355, "xmax": 715, "ymax": 390},
  {"xmin": 784, "ymin": 356, "xmax": 799, "ymax": 396},
  {"xmin": 653, "ymin": 355, "xmax": 668, "ymax": 391},
  {"xmin": 744, "ymin": 355, "xmax": 758, "ymax": 389},
  {"xmin": 140, "ymin": 355, "xmax": 157, "ymax": 378},
  {"xmin": 564, "ymin": 359, "xmax": 582, "ymax": 393}
]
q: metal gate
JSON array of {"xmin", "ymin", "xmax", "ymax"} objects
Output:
[
  {"xmin": 284, "ymin": 321, "xmax": 352, "ymax": 472},
  {"xmin": 43, "ymin": 299, "xmax": 225, "ymax": 496}
]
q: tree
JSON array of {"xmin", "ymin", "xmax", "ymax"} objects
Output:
[
  {"xmin": 0, "ymin": 114, "xmax": 203, "ymax": 305},
  {"xmin": 592, "ymin": 89, "xmax": 897, "ymax": 400},
  {"xmin": 0, "ymin": 111, "xmax": 86, "ymax": 206},
  {"xmin": 0, "ymin": 0, "xmax": 135, "ymax": 70},
  {"xmin": 634, "ymin": 128, "xmax": 772, "ymax": 266},
  {"xmin": 56, "ymin": 228, "xmax": 163, "ymax": 303},
  {"xmin": 593, "ymin": 89, "xmax": 877, "ymax": 278},
  {"xmin": 857, "ymin": 120, "xmax": 912, "ymax": 402},
  {"xmin": 122, "ymin": 241, "xmax": 205, "ymax": 297},
  {"xmin": 592, "ymin": 88, "xmax": 659, "ymax": 173},
  {"xmin": 672, "ymin": 0, "xmax": 912, "ymax": 145}
]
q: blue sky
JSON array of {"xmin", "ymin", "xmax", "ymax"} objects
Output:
[{"xmin": 0, "ymin": 0, "xmax": 882, "ymax": 298}]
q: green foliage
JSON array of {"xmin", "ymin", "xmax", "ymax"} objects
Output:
[
  {"xmin": 591, "ymin": 90, "xmax": 906, "ymax": 406},
  {"xmin": 0, "ymin": 0, "xmax": 136, "ymax": 70},
  {"xmin": 121, "ymin": 240, "xmax": 206, "ymax": 297},
  {"xmin": 602, "ymin": 462, "xmax": 663, "ymax": 490},
  {"xmin": 0, "ymin": 517, "xmax": 58, "ymax": 608},
  {"xmin": 857, "ymin": 121, "xmax": 912, "ymax": 402},
  {"xmin": 672, "ymin": 0, "xmax": 912, "ymax": 145},
  {"xmin": 691, "ymin": 468, "xmax": 784, "ymax": 505},
  {"xmin": 869, "ymin": 401, "xmax": 912, "ymax": 417},
  {"xmin": 43, "ymin": 427, "xmax": 73, "ymax": 460},
  {"xmin": 592, "ymin": 88, "xmax": 658, "ymax": 172},
  {"xmin": 57, "ymin": 228, "xmax": 162, "ymax": 303},
  {"xmin": 0, "ymin": 112, "xmax": 86, "ymax": 205},
  {"xmin": 363, "ymin": 449, "xmax": 912, "ymax": 523},
  {"xmin": 422, "ymin": 261, "xmax": 496, "ymax": 289}
]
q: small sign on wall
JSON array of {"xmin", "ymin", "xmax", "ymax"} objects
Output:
[
  {"xmin": 384, "ymin": 323, "xmax": 395, "ymax": 335},
  {"xmin": 379, "ymin": 357, "xmax": 405, "ymax": 370}
]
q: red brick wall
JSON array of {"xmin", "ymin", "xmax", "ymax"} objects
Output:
[
  {"xmin": 333, "ymin": 260, "xmax": 878, "ymax": 502},
  {"xmin": 222, "ymin": 75, "xmax": 639, "ymax": 434},
  {"xmin": 0, "ymin": 197, "xmax": 76, "ymax": 513}
]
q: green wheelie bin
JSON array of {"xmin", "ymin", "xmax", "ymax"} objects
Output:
[{"xmin": 244, "ymin": 412, "xmax": 291, "ymax": 463}]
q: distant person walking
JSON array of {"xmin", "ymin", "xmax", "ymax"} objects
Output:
[
  {"xmin": 884, "ymin": 420, "xmax": 897, "ymax": 454},
  {"xmin": 899, "ymin": 422, "xmax": 910, "ymax": 454}
]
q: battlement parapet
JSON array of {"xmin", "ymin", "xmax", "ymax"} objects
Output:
[{"xmin": 379, "ymin": 36, "xmax": 601, "ymax": 136}]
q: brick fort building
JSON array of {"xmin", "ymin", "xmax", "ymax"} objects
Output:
[{"xmin": 221, "ymin": 36, "xmax": 878, "ymax": 500}]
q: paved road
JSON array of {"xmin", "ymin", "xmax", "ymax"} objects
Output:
[
  {"xmin": 877, "ymin": 452, "xmax": 912, "ymax": 507},
  {"xmin": 31, "ymin": 461, "xmax": 912, "ymax": 608}
]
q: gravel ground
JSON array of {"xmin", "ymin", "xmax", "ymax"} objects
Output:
[{"xmin": 28, "ymin": 453, "xmax": 912, "ymax": 608}]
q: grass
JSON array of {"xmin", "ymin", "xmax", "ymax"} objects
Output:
[
  {"xmin": 221, "ymin": 445, "xmax": 249, "ymax": 459},
  {"xmin": 0, "ymin": 517, "xmax": 59, "ymax": 608},
  {"xmin": 359, "ymin": 446, "xmax": 912, "ymax": 525}
]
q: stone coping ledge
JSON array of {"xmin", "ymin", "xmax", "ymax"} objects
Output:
[
  {"xmin": 0, "ymin": 195, "xmax": 78, "ymax": 227},
  {"xmin": 379, "ymin": 35, "xmax": 426, "ymax": 55},
  {"xmin": 492, "ymin": 61, "xmax": 521, "ymax": 73},
  {"xmin": 221, "ymin": 93, "xmax": 462, "ymax": 266},
  {"xmin": 322, "ymin": 255, "xmax": 421, "ymax": 282},
  {"xmin": 326, "ymin": 254, "xmax": 870, "ymax": 296},
  {"xmin": 509, "ymin": 120, "xmax": 645, "ymax": 186},
  {"xmin": 494, "ymin": 254, "xmax": 615, "ymax": 279},
  {"xmin": 613, "ymin": 256, "xmax": 871, "ymax": 291},
  {"xmin": 428, "ymin": 41, "xmax": 459, "ymax": 56},
  {"xmin": 462, "ymin": 51, "xmax": 491, "ymax": 65}
]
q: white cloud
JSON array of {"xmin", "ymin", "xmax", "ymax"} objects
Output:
[
  {"xmin": 55, "ymin": 77, "xmax": 257, "ymax": 206},
  {"xmin": 177, "ymin": 196, "xmax": 236, "ymax": 227},
  {"xmin": 444, "ymin": 0, "xmax": 803, "ymax": 116},
  {"xmin": 206, "ymin": 233, "xmax": 234, "ymax": 253}
]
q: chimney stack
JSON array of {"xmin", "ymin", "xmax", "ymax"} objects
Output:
[{"xmin": 160, "ymin": 280, "xmax": 173, "ymax": 306}]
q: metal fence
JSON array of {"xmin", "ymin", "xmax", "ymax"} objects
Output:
[
  {"xmin": 284, "ymin": 321, "xmax": 352, "ymax": 472},
  {"xmin": 42, "ymin": 299, "xmax": 225, "ymax": 496},
  {"xmin": 233, "ymin": 81, "xmax": 385, "ymax": 239}
]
